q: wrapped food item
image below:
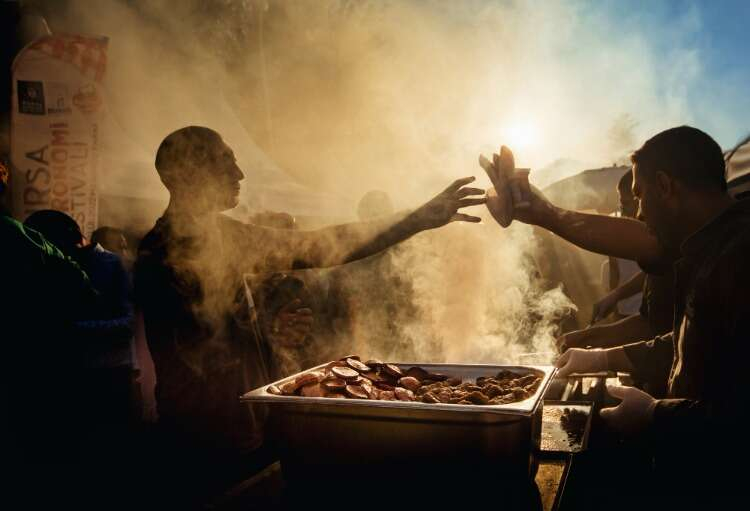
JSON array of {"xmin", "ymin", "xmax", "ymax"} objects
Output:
[{"xmin": 479, "ymin": 145, "xmax": 532, "ymax": 225}]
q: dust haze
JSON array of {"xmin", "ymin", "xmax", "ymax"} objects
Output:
[{"xmin": 31, "ymin": 0, "xmax": 703, "ymax": 367}]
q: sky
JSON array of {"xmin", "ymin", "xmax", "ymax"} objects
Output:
[{"xmin": 593, "ymin": 0, "xmax": 750, "ymax": 150}]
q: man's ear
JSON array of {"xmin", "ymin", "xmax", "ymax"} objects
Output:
[{"xmin": 654, "ymin": 170, "xmax": 673, "ymax": 199}]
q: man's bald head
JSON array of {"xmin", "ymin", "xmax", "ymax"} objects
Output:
[{"xmin": 155, "ymin": 126, "xmax": 244, "ymax": 211}]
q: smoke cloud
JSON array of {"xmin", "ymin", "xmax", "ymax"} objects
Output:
[{"xmin": 33, "ymin": 0, "xmax": 708, "ymax": 369}]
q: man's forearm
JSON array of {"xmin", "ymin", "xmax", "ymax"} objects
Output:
[
  {"xmin": 603, "ymin": 346, "xmax": 636, "ymax": 373},
  {"xmin": 586, "ymin": 314, "xmax": 653, "ymax": 348},
  {"xmin": 542, "ymin": 206, "xmax": 661, "ymax": 264},
  {"xmin": 289, "ymin": 210, "xmax": 421, "ymax": 268},
  {"xmin": 611, "ymin": 271, "xmax": 646, "ymax": 302}
]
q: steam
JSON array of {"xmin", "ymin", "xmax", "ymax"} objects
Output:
[{"xmin": 34, "ymin": 0, "xmax": 708, "ymax": 372}]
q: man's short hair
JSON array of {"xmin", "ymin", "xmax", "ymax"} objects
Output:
[
  {"xmin": 631, "ymin": 126, "xmax": 727, "ymax": 191},
  {"xmin": 154, "ymin": 126, "xmax": 223, "ymax": 180}
]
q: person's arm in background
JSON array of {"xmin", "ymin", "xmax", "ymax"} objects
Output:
[
  {"xmin": 557, "ymin": 313, "xmax": 654, "ymax": 351},
  {"xmin": 483, "ymin": 160, "xmax": 663, "ymax": 266},
  {"xmin": 256, "ymin": 177, "xmax": 486, "ymax": 270},
  {"xmin": 592, "ymin": 271, "xmax": 646, "ymax": 323},
  {"xmin": 73, "ymin": 253, "xmax": 135, "ymax": 339}
]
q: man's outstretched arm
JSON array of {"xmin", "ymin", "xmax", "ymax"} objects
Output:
[{"xmin": 259, "ymin": 176, "xmax": 486, "ymax": 270}]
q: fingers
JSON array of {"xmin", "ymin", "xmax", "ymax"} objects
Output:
[
  {"xmin": 479, "ymin": 155, "xmax": 502, "ymax": 190},
  {"xmin": 450, "ymin": 213, "xmax": 482, "ymax": 223},
  {"xmin": 606, "ymin": 384, "xmax": 636, "ymax": 401},
  {"xmin": 445, "ymin": 176, "xmax": 476, "ymax": 194},
  {"xmin": 555, "ymin": 349, "xmax": 572, "ymax": 369},
  {"xmin": 278, "ymin": 298, "xmax": 303, "ymax": 314},
  {"xmin": 456, "ymin": 187, "xmax": 485, "ymax": 199},
  {"xmin": 599, "ymin": 405, "xmax": 619, "ymax": 421},
  {"xmin": 457, "ymin": 197, "xmax": 487, "ymax": 208}
]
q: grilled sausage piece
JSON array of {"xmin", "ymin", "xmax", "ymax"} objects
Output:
[
  {"xmin": 346, "ymin": 358, "xmax": 372, "ymax": 373},
  {"xmin": 331, "ymin": 366, "xmax": 360, "ymax": 380},
  {"xmin": 346, "ymin": 385, "xmax": 370, "ymax": 400},
  {"xmin": 398, "ymin": 376, "xmax": 421, "ymax": 392},
  {"xmin": 394, "ymin": 387, "xmax": 415, "ymax": 401}
]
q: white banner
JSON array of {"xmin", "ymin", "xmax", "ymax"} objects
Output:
[{"xmin": 10, "ymin": 34, "xmax": 108, "ymax": 238}]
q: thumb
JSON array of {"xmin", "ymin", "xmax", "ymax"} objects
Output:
[
  {"xmin": 599, "ymin": 404, "xmax": 618, "ymax": 420},
  {"xmin": 606, "ymin": 384, "xmax": 630, "ymax": 400},
  {"xmin": 554, "ymin": 350, "xmax": 571, "ymax": 369}
]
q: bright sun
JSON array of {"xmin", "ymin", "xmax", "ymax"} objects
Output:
[{"xmin": 505, "ymin": 122, "xmax": 538, "ymax": 151}]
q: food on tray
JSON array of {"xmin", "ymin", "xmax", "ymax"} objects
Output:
[{"xmin": 269, "ymin": 356, "xmax": 543, "ymax": 405}]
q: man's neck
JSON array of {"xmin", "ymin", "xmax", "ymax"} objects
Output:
[{"xmin": 677, "ymin": 192, "xmax": 735, "ymax": 245}]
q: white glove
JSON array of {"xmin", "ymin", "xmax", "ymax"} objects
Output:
[
  {"xmin": 600, "ymin": 384, "xmax": 657, "ymax": 436},
  {"xmin": 554, "ymin": 348, "xmax": 608, "ymax": 377}
]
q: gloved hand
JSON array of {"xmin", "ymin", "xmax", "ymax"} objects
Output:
[
  {"xmin": 600, "ymin": 385, "xmax": 657, "ymax": 436},
  {"xmin": 554, "ymin": 348, "xmax": 608, "ymax": 377}
]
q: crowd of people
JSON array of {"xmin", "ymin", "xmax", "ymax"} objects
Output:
[{"xmin": 2, "ymin": 123, "xmax": 748, "ymax": 509}]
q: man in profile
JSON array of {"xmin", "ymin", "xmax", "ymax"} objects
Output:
[
  {"xmin": 134, "ymin": 126, "xmax": 485, "ymax": 501},
  {"xmin": 484, "ymin": 126, "xmax": 748, "ymax": 506}
]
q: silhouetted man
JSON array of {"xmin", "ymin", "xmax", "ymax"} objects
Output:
[
  {"xmin": 134, "ymin": 126, "xmax": 484, "ymax": 503},
  {"xmin": 485, "ymin": 126, "xmax": 748, "ymax": 506}
]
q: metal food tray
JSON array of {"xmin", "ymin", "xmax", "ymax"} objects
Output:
[{"xmin": 242, "ymin": 362, "xmax": 556, "ymax": 480}]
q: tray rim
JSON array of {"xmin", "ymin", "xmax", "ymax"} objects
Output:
[{"xmin": 241, "ymin": 361, "xmax": 557, "ymax": 417}]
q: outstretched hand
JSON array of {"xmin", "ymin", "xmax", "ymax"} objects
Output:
[
  {"xmin": 600, "ymin": 384, "xmax": 656, "ymax": 436},
  {"xmin": 411, "ymin": 176, "xmax": 486, "ymax": 230},
  {"xmin": 270, "ymin": 298, "xmax": 313, "ymax": 349}
]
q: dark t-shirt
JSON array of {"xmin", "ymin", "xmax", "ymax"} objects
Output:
[
  {"xmin": 638, "ymin": 271, "xmax": 675, "ymax": 337},
  {"xmin": 623, "ymin": 199, "xmax": 750, "ymax": 489}
]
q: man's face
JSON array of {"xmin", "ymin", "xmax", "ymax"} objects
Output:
[
  {"xmin": 632, "ymin": 163, "xmax": 676, "ymax": 248},
  {"xmin": 617, "ymin": 189, "xmax": 638, "ymax": 219},
  {"xmin": 192, "ymin": 139, "xmax": 245, "ymax": 211}
]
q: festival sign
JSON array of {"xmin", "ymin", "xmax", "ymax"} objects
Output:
[{"xmin": 10, "ymin": 34, "xmax": 108, "ymax": 238}]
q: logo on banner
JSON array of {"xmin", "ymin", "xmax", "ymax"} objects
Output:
[
  {"xmin": 17, "ymin": 80, "xmax": 45, "ymax": 115},
  {"xmin": 46, "ymin": 82, "xmax": 72, "ymax": 115},
  {"xmin": 73, "ymin": 83, "xmax": 102, "ymax": 115}
]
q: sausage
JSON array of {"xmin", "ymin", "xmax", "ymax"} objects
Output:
[
  {"xmin": 379, "ymin": 390, "xmax": 396, "ymax": 401},
  {"xmin": 295, "ymin": 371, "xmax": 321, "ymax": 387},
  {"xmin": 421, "ymin": 392, "xmax": 439, "ymax": 403},
  {"xmin": 398, "ymin": 376, "xmax": 421, "ymax": 392},
  {"xmin": 365, "ymin": 359, "xmax": 384, "ymax": 367},
  {"xmin": 382, "ymin": 364, "xmax": 404, "ymax": 378},
  {"xmin": 374, "ymin": 382, "xmax": 395, "ymax": 391},
  {"xmin": 361, "ymin": 371, "xmax": 381, "ymax": 382},
  {"xmin": 404, "ymin": 366, "xmax": 430, "ymax": 381},
  {"xmin": 346, "ymin": 358, "xmax": 372, "ymax": 373},
  {"xmin": 331, "ymin": 366, "xmax": 360, "ymax": 380},
  {"xmin": 345, "ymin": 385, "xmax": 370, "ymax": 400},
  {"xmin": 465, "ymin": 391, "xmax": 490, "ymax": 405},
  {"xmin": 267, "ymin": 384, "xmax": 282, "ymax": 395},
  {"xmin": 339, "ymin": 354, "xmax": 360, "ymax": 361},
  {"xmin": 360, "ymin": 381, "xmax": 374, "ymax": 398},
  {"xmin": 301, "ymin": 383, "xmax": 327, "ymax": 398},
  {"xmin": 322, "ymin": 378, "xmax": 347, "ymax": 392},
  {"xmin": 280, "ymin": 380, "xmax": 301, "ymax": 395},
  {"xmin": 394, "ymin": 387, "xmax": 415, "ymax": 401}
]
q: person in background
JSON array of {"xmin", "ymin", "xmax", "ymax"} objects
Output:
[
  {"xmin": 0, "ymin": 164, "xmax": 99, "ymax": 464},
  {"xmin": 25, "ymin": 210, "xmax": 138, "ymax": 451},
  {"xmin": 92, "ymin": 226, "xmax": 133, "ymax": 267},
  {"xmin": 249, "ymin": 210, "xmax": 315, "ymax": 379},
  {"xmin": 595, "ymin": 170, "xmax": 643, "ymax": 322},
  {"xmin": 556, "ymin": 170, "xmax": 674, "ymax": 355},
  {"xmin": 134, "ymin": 126, "xmax": 485, "ymax": 506},
  {"xmin": 485, "ymin": 126, "xmax": 748, "ymax": 506}
]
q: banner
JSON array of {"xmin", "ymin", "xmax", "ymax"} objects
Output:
[{"xmin": 10, "ymin": 34, "xmax": 108, "ymax": 238}]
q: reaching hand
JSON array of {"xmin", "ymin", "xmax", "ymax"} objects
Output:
[
  {"xmin": 592, "ymin": 293, "xmax": 618, "ymax": 324},
  {"xmin": 554, "ymin": 348, "xmax": 608, "ymax": 377},
  {"xmin": 269, "ymin": 298, "xmax": 313, "ymax": 348},
  {"xmin": 600, "ymin": 384, "xmax": 657, "ymax": 436},
  {"xmin": 411, "ymin": 176, "xmax": 486, "ymax": 230},
  {"xmin": 555, "ymin": 329, "xmax": 589, "ymax": 352}
]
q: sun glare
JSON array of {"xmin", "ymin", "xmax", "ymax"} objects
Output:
[{"xmin": 505, "ymin": 121, "xmax": 538, "ymax": 151}]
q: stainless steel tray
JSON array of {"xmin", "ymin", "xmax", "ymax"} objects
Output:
[
  {"xmin": 242, "ymin": 362, "xmax": 555, "ymax": 418},
  {"xmin": 242, "ymin": 362, "xmax": 556, "ymax": 480}
]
